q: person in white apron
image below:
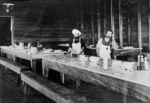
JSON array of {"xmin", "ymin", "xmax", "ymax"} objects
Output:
[
  {"xmin": 68, "ymin": 29, "xmax": 85, "ymax": 55},
  {"xmin": 96, "ymin": 30, "xmax": 119, "ymax": 59}
]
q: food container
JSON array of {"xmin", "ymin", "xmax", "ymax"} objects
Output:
[
  {"xmin": 79, "ymin": 55, "xmax": 88, "ymax": 61},
  {"xmin": 19, "ymin": 42, "xmax": 24, "ymax": 50},
  {"xmin": 103, "ymin": 58, "xmax": 108, "ymax": 70},
  {"xmin": 28, "ymin": 43, "xmax": 31, "ymax": 49},
  {"xmin": 31, "ymin": 47, "xmax": 38, "ymax": 54},
  {"xmin": 89, "ymin": 56, "xmax": 100, "ymax": 62}
]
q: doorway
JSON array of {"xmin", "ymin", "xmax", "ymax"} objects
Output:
[{"xmin": 0, "ymin": 16, "xmax": 14, "ymax": 46}]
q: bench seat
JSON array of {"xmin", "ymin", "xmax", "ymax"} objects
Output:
[
  {"xmin": 21, "ymin": 71, "xmax": 90, "ymax": 103},
  {"xmin": 0, "ymin": 57, "xmax": 29, "ymax": 86}
]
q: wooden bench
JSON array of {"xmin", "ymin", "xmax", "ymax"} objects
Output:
[
  {"xmin": 21, "ymin": 71, "xmax": 90, "ymax": 103},
  {"xmin": 0, "ymin": 57, "xmax": 29, "ymax": 86}
]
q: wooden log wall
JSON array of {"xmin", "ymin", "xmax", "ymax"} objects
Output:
[
  {"xmin": 0, "ymin": 0, "xmax": 78, "ymax": 44},
  {"xmin": 0, "ymin": 0, "xmax": 150, "ymax": 52},
  {"xmin": 77, "ymin": 0, "xmax": 150, "ymax": 52}
]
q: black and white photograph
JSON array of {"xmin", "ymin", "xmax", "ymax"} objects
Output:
[{"xmin": 0, "ymin": 0, "xmax": 149, "ymax": 103}]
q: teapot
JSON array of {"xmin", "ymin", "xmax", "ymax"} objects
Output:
[{"xmin": 137, "ymin": 53, "xmax": 148, "ymax": 70}]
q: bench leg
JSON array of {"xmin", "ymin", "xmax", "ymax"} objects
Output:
[
  {"xmin": 17, "ymin": 74, "xmax": 21, "ymax": 87},
  {"xmin": 21, "ymin": 82, "xmax": 31, "ymax": 96},
  {"xmin": 20, "ymin": 82, "xmax": 25, "ymax": 96}
]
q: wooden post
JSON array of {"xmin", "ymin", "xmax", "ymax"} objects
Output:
[
  {"xmin": 11, "ymin": 16, "xmax": 15, "ymax": 47},
  {"xmin": 80, "ymin": 0, "xmax": 84, "ymax": 37},
  {"xmin": 148, "ymin": 0, "xmax": 150, "ymax": 51},
  {"xmin": 104, "ymin": 0, "xmax": 107, "ymax": 35},
  {"xmin": 91, "ymin": 0, "xmax": 95, "ymax": 44},
  {"xmin": 111, "ymin": 0, "xmax": 115, "ymax": 37},
  {"xmin": 76, "ymin": 0, "xmax": 79, "ymax": 29},
  {"xmin": 97, "ymin": 0, "xmax": 101, "ymax": 39},
  {"xmin": 128, "ymin": 0, "xmax": 131, "ymax": 46},
  {"xmin": 137, "ymin": 0, "xmax": 142, "ymax": 48},
  {"xmin": 119, "ymin": 0, "xmax": 123, "ymax": 47}
]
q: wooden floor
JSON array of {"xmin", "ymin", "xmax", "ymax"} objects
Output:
[
  {"xmin": 0, "ymin": 69, "xmax": 145, "ymax": 103},
  {"xmin": 0, "ymin": 71, "xmax": 55, "ymax": 103}
]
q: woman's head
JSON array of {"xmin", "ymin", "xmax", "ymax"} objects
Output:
[{"xmin": 72, "ymin": 29, "xmax": 81, "ymax": 38}]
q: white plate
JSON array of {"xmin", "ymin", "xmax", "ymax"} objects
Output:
[{"xmin": 54, "ymin": 50, "xmax": 62, "ymax": 53}]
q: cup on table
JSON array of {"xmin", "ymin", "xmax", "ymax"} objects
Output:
[
  {"xmin": 28, "ymin": 43, "xmax": 31, "ymax": 50},
  {"xmin": 19, "ymin": 42, "xmax": 24, "ymax": 50}
]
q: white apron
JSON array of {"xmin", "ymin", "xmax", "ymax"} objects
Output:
[
  {"xmin": 99, "ymin": 44, "xmax": 111, "ymax": 59},
  {"xmin": 72, "ymin": 41, "xmax": 82, "ymax": 54}
]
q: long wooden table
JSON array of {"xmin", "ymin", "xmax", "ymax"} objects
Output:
[
  {"xmin": 0, "ymin": 46, "xmax": 63, "ymax": 72},
  {"xmin": 113, "ymin": 48, "xmax": 142, "ymax": 59},
  {"xmin": 86, "ymin": 46, "xmax": 142, "ymax": 59},
  {"xmin": 42, "ymin": 55, "xmax": 150, "ymax": 103}
]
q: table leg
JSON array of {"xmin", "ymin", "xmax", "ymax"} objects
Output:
[
  {"xmin": 13, "ymin": 57, "xmax": 16, "ymax": 61},
  {"xmin": 0, "ymin": 51, "xmax": 3, "ymax": 57},
  {"xmin": 42, "ymin": 65, "xmax": 49, "ymax": 78},
  {"xmin": 20, "ymin": 58, "xmax": 22, "ymax": 63},
  {"xmin": 123, "ymin": 88, "xmax": 128, "ymax": 103},
  {"xmin": 31, "ymin": 60, "xmax": 37, "ymax": 73},
  {"xmin": 60, "ymin": 73, "xmax": 65, "ymax": 84},
  {"xmin": 76, "ymin": 79, "xmax": 81, "ymax": 89},
  {"xmin": 1, "ymin": 52, "xmax": 5, "ymax": 57}
]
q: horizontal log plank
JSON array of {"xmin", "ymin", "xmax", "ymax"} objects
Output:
[{"xmin": 15, "ymin": 37, "xmax": 71, "ymax": 43}]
